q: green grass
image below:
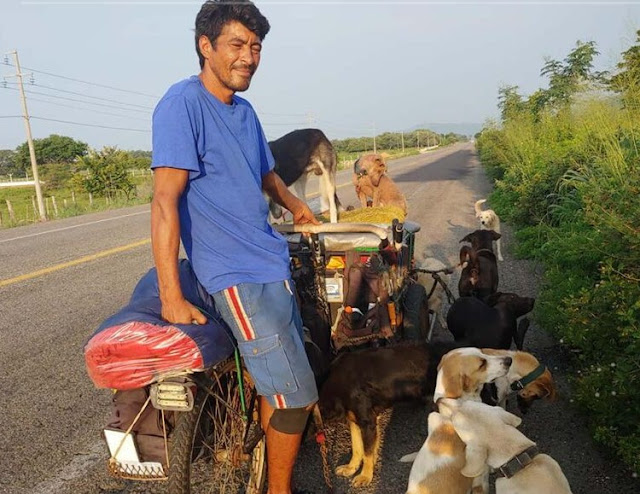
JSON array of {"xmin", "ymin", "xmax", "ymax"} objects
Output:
[
  {"xmin": 476, "ymin": 91, "xmax": 640, "ymax": 474},
  {"xmin": 0, "ymin": 175, "xmax": 153, "ymax": 228}
]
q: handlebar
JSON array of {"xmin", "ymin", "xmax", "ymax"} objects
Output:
[{"xmin": 274, "ymin": 223, "xmax": 389, "ymax": 240}]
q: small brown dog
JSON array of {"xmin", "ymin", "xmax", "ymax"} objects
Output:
[{"xmin": 352, "ymin": 154, "xmax": 408, "ymax": 214}]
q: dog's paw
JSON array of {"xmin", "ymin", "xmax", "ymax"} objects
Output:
[
  {"xmin": 335, "ymin": 464, "xmax": 359, "ymax": 478},
  {"xmin": 498, "ymin": 255, "xmax": 504, "ymax": 261},
  {"xmin": 352, "ymin": 473, "xmax": 373, "ymax": 487}
]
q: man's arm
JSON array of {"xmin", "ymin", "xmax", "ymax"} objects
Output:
[
  {"xmin": 151, "ymin": 167, "xmax": 207, "ymax": 324},
  {"xmin": 262, "ymin": 170, "xmax": 320, "ymax": 225}
]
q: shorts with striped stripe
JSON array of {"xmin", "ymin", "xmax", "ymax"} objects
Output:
[{"xmin": 212, "ymin": 279, "xmax": 318, "ymax": 410}]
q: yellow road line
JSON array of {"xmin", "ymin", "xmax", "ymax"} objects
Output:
[
  {"xmin": 0, "ymin": 238, "xmax": 151, "ymax": 288},
  {"xmin": 2, "ymin": 155, "xmax": 434, "ymax": 288}
]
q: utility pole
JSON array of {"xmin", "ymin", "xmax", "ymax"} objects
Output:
[
  {"xmin": 306, "ymin": 111, "xmax": 316, "ymax": 127},
  {"xmin": 401, "ymin": 132, "xmax": 405, "ymax": 152},
  {"xmin": 372, "ymin": 122, "xmax": 377, "ymax": 153},
  {"xmin": 7, "ymin": 50, "xmax": 46, "ymax": 221},
  {"xmin": 417, "ymin": 131, "xmax": 420, "ymax": 149}
]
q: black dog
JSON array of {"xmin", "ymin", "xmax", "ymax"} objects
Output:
[
  {"xmin": 268, "ymin": 128, "xmax": 341, "ymax": 222},
  {"xmin": 318, "ymin": 340, "xmax": 460, "ymax": 486},
  {"xmin": 447, "ymin": 292, "xmax": 535, "ymax": 350},
  {"xmin": 458, "ymin": 230, "xmax": 501, "ymax": 299}
]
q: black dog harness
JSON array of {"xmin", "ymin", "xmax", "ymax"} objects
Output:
[
  {"xmin": 510, "ymin": 364, "xmax": 547, "ymax": 392},
  {"xmin": 493, "ymin": 445, "xmax": 540, "ymax": 479}
]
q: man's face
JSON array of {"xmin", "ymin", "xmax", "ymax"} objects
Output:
[{"xmin": 201, "ymin": 20, "xmax": 262, "ymax": 94}]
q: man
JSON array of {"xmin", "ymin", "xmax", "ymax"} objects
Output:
[{"xmin": 150, "ymin": 2, "xmax": 319, "ymax": 493}]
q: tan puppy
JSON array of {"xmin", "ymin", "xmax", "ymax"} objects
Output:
[
  {"xmin": 353, "ymin": 154, "xmax": 408, "ymax": 214},
  {"xmin": 439, "ymin": 399, "xmax": 573, "ymax": 494},
  {"xmin": 402, "ymin": 411, "xmax": 473, "ymax": 494},
  {"xmin": 475, "ymin": 199, "xmax": 503, "ymax": 261},
  {"xmin": 482, "ymin": 349, "xmax": 557, "ymax": 412}
]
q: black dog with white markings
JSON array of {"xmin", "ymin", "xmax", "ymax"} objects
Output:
[
  {"xmin": 268, "ymin": 128, "xmax": 340, "ymax": 222},
  {"xmin": 458, "ymin": 229, "xmax": 501, "ymax": 299},
  {"xmin": 447, "ymin": 292, "xmax": 535, "ymax": 350}
]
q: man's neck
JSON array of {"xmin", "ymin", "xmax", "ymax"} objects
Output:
[{"xmin": 198, "ymin": 71, "xmax": 234, "ymax": 105}]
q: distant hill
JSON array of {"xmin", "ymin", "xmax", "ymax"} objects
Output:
[{"xmin": 409, "ymin": 122, "xmax": 483, "ymax": 137}]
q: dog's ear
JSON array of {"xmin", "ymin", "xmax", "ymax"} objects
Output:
[
  {"xmin": 460, "ymin": 233, "xmax": 473, "ymax": 244},
  {"xmin": 353, "ymin": 158, "xmax": 361, "ymax": 173},
  {"xmin": 492, "ymin": 230, "xmax": 502, "ymax": 241},
  {"xmin": 521, "ymin": 369, "xmax": 557, "ymax": 402},
  {"xmin": 427, "ymin": 410, "xmax": 446, "ymax": 432},
  {"xmin": 496, "ymin": 407, "xmax": 522, "ymax": 428},
  {"xmin": 483, "ymin": 292, "xmax": 502, "ymax": 307},
  {"xmin": 461, "ymin": 444, "xmax": 489, "ymax": 478},
  {"xmin": 439, "ymin": 365, "xmax": 464, "ymax": 399}
]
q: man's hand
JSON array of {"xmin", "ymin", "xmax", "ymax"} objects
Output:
[
  {"xmin": 290, "ymin": 198, "xmax": 321, "ymax": 225},
  {"xmin": 161, "ymin": 298, "xmax": 208, "ymax": 325}
]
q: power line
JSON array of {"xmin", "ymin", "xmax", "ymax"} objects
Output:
[
  {"xmin": 1, "ymin": 60, "xmax": 159, "ymax": 99},
  {"xmin": 25, "ymin": 96, "xmax": 151, "ymax": 122},
  {"xmin": 30, "ymin": 116, "xmax": 150, "ymax": 133},
  {"xmin": 1, "ymin": 85, "xmax": 152, "ymax": 114},
  {"xmin": 0, "ymin": 115, "xmax": 22, "ymax": 118},
  {"xmin": 22, "ymin": 88, "xmax": 151, "ymax": 114},
  {"xmin": 27, "ymin": 82, "xmax": 155, "ymax": 109}
]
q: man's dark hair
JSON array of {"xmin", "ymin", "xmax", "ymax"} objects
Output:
[{"xmin": 195, "ymin": 0, "xmax": 270, "ymax": 68}]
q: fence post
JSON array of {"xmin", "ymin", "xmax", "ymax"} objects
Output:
[
  {"xmin": 0, "ymin": 209, "xmax": 3, "ymax": 227},
  {"xmin": 64, "ymin": 198, "xmax": 68, "ymax": 209},
  {"xmin": 45, "ymin": 197, "xmax": 50, "ymax": 217},
  {"xmin": 6, "ymin": 200, "xmax": 16, "ymax": 223},
  {"xmin": 71, "ymin": 191, "xmax": 76, "ymax": 205},
  {"xmin": 89, "ymin": 192, "xmax": 93, "ymax": 206},
  {"xmin": 51, "ymin": 196, "xmax": 59, "ymax": 217}
]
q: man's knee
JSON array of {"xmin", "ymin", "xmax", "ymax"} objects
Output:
[{"xmin": 269, "ymin": 406, "xmax": 312, "ymax": 434}]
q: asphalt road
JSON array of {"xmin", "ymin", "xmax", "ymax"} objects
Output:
[{"xmin": 0, "ymin": 143, "xmax": 638, "ymax": 494}]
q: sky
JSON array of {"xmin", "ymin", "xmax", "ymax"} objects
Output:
[{"xmin": 1, "ymin": 0, "xmax": 640, "ymax": 151}]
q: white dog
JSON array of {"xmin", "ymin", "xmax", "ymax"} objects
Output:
[
  {"xmin": 439, "ymin": 399, "xmax": 573, "ymax": 494},
  {"xmin": 400, "ymin": 348, "xmax": 513, "ymax": 494},
  {"xmin": 401, "ymin": 411, "xmax": 473, "ymax": 494},
  {"xmin": 475, "ymin": 199, "xmax": 503, "ymax": 261}
]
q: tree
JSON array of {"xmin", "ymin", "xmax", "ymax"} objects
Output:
[
  {"xmin": 74, "ymin": 147, "xmax": 135, "ymax": 199},
  {"xmin": 0, "ymin": 149, "xmax": 18, "ymax": 176},
  {"xmin": 538, "ymin": 40, "xmax": 603, "ymax": 110},
  {"xmin": 14, "ymin": 134, "xmax": 88, "ymax": 172},
  {"xmin": 497, "ymin": 85, "xmax": 526, "ymax": 122},
  {"xmin": 609, "ymin": 30, "xmax": 640, "ymax": 95}
]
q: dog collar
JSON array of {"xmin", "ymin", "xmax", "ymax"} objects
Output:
[
  {"xmin": 493, "ymin": 445, "xmax": 539, "ymax": 479},
  {"xmin": 511, "ymin": 364, "xmax": 546, "ymax": 391}
]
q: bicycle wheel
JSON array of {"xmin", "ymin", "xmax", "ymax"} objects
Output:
[
  {"xmin": 167, "ymin": 359, "xmax": 267, "ymax": 494},
  {"xmin": 403, "ymin": 283, "xmax": 431, "ymax": 341}
]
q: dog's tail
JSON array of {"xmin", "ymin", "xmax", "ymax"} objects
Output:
[
  {"xmin": 399, "ymin": 452, "xmax": 419, "ymax": 463},
  {"xmin": 475, "ymin": 199, "xmax": 487, "ymax": 216}
]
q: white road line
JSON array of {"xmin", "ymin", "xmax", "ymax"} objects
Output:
[{"xmin": 0, "ymin": 209, "xmax": 150, "ymax": 244}]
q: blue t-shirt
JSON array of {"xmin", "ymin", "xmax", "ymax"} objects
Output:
[{"xmin": 151, "ymin": 75, "xmax": 290, "ymax": 294}]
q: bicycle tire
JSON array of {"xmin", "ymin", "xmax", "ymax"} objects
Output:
[
  {"xmin": 167, "ymin": 359, "xmax": 267, "ymax": 494},
  {"xmin": 403, "ymin": 283, "xmax": 431, "ymax": 341}
]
